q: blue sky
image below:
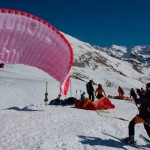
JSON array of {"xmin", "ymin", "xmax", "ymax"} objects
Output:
[{"xmin": 1, "ymin": 0, "xmax": 150, "ymax": 47}]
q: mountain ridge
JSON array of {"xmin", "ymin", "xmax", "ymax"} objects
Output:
[
  {"xmin": 63, "ymin": 33, "xmax": 150, "ymax": 89},
  {"xmin": 93, "ymin": 44, "xmax": 150, "ymax": 67}
]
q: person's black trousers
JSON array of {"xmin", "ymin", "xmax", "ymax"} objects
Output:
[{"xmin": 129, "ymin": 116, "xmax": 150, "ymax": 137}]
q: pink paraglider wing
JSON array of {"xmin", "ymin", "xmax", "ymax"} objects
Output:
[{"xmin": 0, "ymin": 9, "xmax": 73, "ymax": 95}]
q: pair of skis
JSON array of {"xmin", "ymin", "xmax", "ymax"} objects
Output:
[
  {"xmin": 139, "ymin": 135, "xmax": 150, "ymax": 144},
  {"xmin": 102, "ymin": 132, "xmax": 150, "ymax": 149}
]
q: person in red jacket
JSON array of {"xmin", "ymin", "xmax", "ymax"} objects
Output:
[{"xmin": 118, "ymin": 86, "xmax": 124, "ymax": 96}]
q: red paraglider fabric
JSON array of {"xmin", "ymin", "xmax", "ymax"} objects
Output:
[
  {"xmin": 94, "ymin": 97, "xmax": 115, "ymax": 110},
  {"xmin": 114, "ymin": 95, "xmax": 132, "ymax": 101},
  {"xmin": 75, "ymin": 100, "xmax": 96, "ymax": 110},
  {"xmin": 75, "ymin": 97, "xmax": 115, "ymax": 110},
  {"xmin": 0, "ymin": 9, "xmax": 73, "ymax": 95}
]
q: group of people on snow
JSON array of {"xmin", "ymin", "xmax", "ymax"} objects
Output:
[
  {"xmin": 82, "ymin": 80, "xmax": 125, "ymax": 102},
  {"xmin": 85, "ymin": 80, "xmax": 106, "ymax": 101}
]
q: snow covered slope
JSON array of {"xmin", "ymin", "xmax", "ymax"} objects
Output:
[
  {"xmin": 63, "ymin": 33, "xmax": 150, "ymax": 92},
  {"xmin": 1, "ymin": 102, "xmax": 149, "ymax": 150}
]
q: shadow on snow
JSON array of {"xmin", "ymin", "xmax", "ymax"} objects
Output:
[
  {"xmin": 101, "ymin": 132, "xmax": 150, "ymax": 149},
  {"xmin": 4, "ymin": 106, "xmax": 43, "ymax": 112},
  {"xmin": 78, "ymin": 135, "xmax": 127, "ymax": 149}
]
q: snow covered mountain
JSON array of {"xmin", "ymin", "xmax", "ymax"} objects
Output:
[
  {"xmin": 63, "ymin": 33, "xmax": 150, "ymax": 90},
  {"xmin": 94, "ymin": 45, "xmax": 150, "ymax": 67}
]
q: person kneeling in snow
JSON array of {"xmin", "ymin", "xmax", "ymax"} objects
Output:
[
  {"xmin": 80, "ymin": 92, "xmax": 86, "ymax": 100},
  {"xmin": 118, "ymin": 86, "xmax": 124, "ymax": 96},
  {"xmin": 95, "ymin": 84, "xmax": 106, "ymax": 99},
  {"xmin": 123, "ymin": 83, "xmax": 150, "ymax": 144}
]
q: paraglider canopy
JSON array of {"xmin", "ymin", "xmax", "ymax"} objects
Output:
[{"xmin": 0, "ymin": 8, "xmax": 73, "ymax": 95}]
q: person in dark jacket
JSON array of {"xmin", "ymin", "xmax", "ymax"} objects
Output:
[
  {"xmin": 123, "ymin": 83, "xmax": 150, "ymax": 144},
  {"xmin": 86, "ymin": 80, "xmax": 94, "ymax": 101}
]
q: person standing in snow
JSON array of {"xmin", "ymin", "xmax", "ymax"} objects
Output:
[
  {"xmin": 123, "ymin": 83, "xmax": 150, "ymax": 144},
  {"xmin": 95, "ymin": 84, "xmax": 106, "ymax": 99},
  {"xmin": 86, "ymin": 80, "xmax": 94, "ymax": 102}
]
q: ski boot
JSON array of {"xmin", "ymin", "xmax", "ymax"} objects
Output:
[{"xmin": 122, "ymin": 136, "xmax": 135, "ymax": 144}]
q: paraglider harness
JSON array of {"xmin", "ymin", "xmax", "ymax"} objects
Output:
[{"xmin": 130, "ymin": 88, "xmax": 150, "ymax": 124}]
